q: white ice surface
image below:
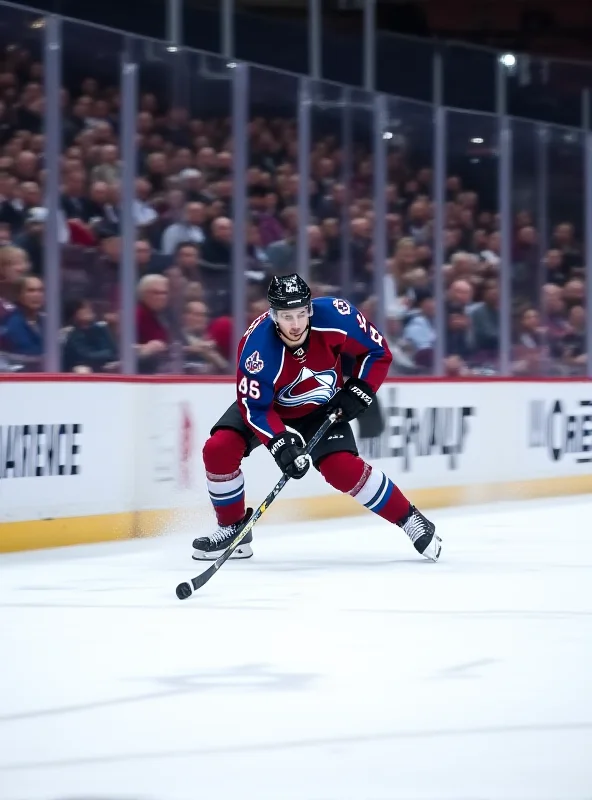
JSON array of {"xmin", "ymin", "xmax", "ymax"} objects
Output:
[{"xmin": 1, "ymin": 496, "xmax": 592, "ymax": 800}]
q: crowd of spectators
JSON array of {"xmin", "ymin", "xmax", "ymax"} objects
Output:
[{"xmin": 0, "ymin": 41, "xmax": 588, "ymax": 376}]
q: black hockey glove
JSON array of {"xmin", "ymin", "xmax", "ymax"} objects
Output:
[
  {"xmin": 327, "ymin": 377, "xmax": 375, "ymax": 423},
  {"xmin": 267, "ymin": 432, "xmax": 311, "ymax": 480}
]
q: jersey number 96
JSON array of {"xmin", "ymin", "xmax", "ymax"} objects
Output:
[{"xmin": 238, "ymin": 376, "xmax": 261, "ymax": 400}]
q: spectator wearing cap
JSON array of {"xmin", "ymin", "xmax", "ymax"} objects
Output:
[
  {"xmin": 161, "ymin": 202, "xmax": 206, "ymax": 255},
  {"xmin": 62, "ymin": 298, "xmax": 118, "ymax": 373}
]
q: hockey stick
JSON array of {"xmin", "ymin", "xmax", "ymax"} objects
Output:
[{"xmin": 175, "ymin": 411, "xmax": 340, "ymax": 599}]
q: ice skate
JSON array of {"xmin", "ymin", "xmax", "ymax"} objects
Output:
[
  {"xmin": 192, "ymin": 508, "xmax": 254, "ymax": 560},
  {"xmin": 398, "ymin": 505, "xmax": 442, "ymax": 562}
]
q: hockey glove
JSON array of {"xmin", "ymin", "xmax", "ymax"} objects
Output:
[
  {"xmin": 267, "ymin": 432, "xmax": 311, "ymax": 480},
  {"xmin": 328, "ymin": 377, "xmax": 374, "ymax": 423}
]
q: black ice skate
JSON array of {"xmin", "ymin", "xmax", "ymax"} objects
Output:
[
  {"xmin": 192, "ymin": 508, "xmax": 254, "ymax": 561},
  {"xmin": 398, "ymin": 505, "xmax": 442, "ymax": 562}
]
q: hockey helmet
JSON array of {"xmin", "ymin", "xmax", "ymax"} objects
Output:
[{"xmin": 267, "ymin": 274, "xmax": 312, "ymax": 315}]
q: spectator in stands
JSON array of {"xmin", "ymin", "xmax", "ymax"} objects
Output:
[
  {"xmin": 90, "ymin": 144, "xmax": 121, "ymax": 185},
  {"xmin": 551, "ymin": 222, "xmax": 582, "ymax": 272},
  {"xmin": 61, "ymin": 169, "xmax": 92, "ymax": 221},
  {"xmin": 541, "ymin": 283, "xmax": 570, "ymax": 361},
  {"xmin": 512, "ymin": 308, "xmax": 550, "ymax": 376},
  {"xmin": 561, "ymin": 305, "xmax": 587, "ymax": 374},
  {"xmin": 445, "ymin": 302, "xmax": 474, "ymax": 368},
  {"xmin": 470, "ymin": 279, "xmax": 500, "ymax": 362},
  {"xmin": 563, "ymin": 279, "xmax": 586, "ymax": 311},
  {"xmin": 14, "ymin": 208, "xmax": 46, "ymax": 275},
  {"xmin": 62, "ymin": 298, "xmax": 118, "ymax": 373},
  {"xmin": 181, "ymin": 300, "xmax": 228, "ymax": 374},
  {"xmin": 201, "ymin": 216, "xmax": 233, "ymax": 272},
  {"xmin": 0, "ymin": 170, "xmax": 22, "ymax": 232},
  {"xmin": 402, "ymin": 288, "xmax": 435, "ymax": 372},
  {"xmin": 136, "ymin": 273, "xmax": 170, "ymax": 373},
  {"xmin": 2, "ymin": 275, "xmax": 44, "ymax": 369},
  {"xmin": 161, "ymin": 201, "xmax": 206, "ymax": 254},
  {"xmin": 0, "ymin": 246, "xmax": 29, "ymax": 320}
]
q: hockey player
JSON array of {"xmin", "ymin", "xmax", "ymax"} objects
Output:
[{"xmin": 193, "ymin": 274, "xmax": 441, "ymax": 562}]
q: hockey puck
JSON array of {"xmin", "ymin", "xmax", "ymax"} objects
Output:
[{"xmin": 176, "ymin": 581, "xmax": 193, "ymax": 600}]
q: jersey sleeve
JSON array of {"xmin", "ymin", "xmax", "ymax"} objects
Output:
[
  {"xmin": 237, "ymin": 344, "xmax": 285, "ymax": 446},
  {"xmin": 332, "ymin": 300, "xmax": 393, "ymax": 392}
]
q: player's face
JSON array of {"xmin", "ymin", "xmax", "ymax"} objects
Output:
[{"xmin": 276, "ymin": 306, "xmax": 310, "ymax": 341}]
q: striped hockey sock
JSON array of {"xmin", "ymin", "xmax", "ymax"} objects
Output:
[
  {"xmin": 206, "ymin": 468, "xmax": 246, "ymax": 526},
  {"xmin": 349, "ymin": 463, "xmax": 410, "ymax": 523}
]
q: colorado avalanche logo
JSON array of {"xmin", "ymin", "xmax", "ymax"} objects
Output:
[
  {"xmin": 245, "ymin": 350, "xmax": 264, "ymax": 374},
  {"xmin": 276, "ymin": 367, "xmax": 338, "ymax": 408},
  {"xmin": 333, "ymin": 299, "xmax": 351, "ymax": 315}
]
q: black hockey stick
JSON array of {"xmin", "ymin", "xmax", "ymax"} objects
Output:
[{"xmin": 175, "ymin": 411, "xmax": 340, "ymax": 599}]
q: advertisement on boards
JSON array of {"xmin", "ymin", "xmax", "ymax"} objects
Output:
[
  {"xmin": 0, "ymin": 423, "xmax": 82, "ymax": 481},
  {"xmin": 357, "ymin": 385, "xmax": 478, "ymax": 475},
  {"xmin": 528, "ymin": 395, "xmax": 592, "ymax": 467}
]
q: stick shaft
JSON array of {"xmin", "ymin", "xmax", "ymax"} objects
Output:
[{"xmin": 188, "ymin": 412, "xmax": 339, "ymax": 592}]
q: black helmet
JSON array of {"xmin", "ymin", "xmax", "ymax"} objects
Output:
[{"xmin": 267, "ymin": 274, "xmax": 312, "ymax": 311}]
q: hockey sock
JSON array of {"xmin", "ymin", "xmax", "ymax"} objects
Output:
[
  {"xmin": 318, "ymin": 452, "xmax": 410, "ymax": 524},
  {"xmin": 202, "ymin": 429, "xmax": 247, "ymax": 526}
]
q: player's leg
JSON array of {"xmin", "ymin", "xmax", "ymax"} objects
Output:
[
  {"xmin": 304, "ymin": 417, "xmax": 441, "ymax": 561},
  {"xmin": 193, "ymin": 402, "xmax": 260, "ymax": 561}
]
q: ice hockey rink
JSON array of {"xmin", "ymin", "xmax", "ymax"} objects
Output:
[{"xmin": 1, "ymin": 495, "xmax": 591, "ymax": 800}]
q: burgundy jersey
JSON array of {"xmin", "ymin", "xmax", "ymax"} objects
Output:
[{"xmin": 236, "ymin": 296, "xmax": 392, "ymax": 445}]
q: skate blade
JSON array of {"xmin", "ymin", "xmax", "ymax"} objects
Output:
[
  {"xmin": 192, "ymin": 543, "xmax": 253, "ymax": 561},
  {"xmin": 421, "ymin": 534, "xmax": 442, "ymax": 562}
]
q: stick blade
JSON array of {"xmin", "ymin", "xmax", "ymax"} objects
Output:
[{"xmin": 190, "ymin": 563, "xmax": 218, "ymax": 591}]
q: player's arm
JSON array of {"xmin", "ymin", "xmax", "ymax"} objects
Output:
[
  {"xmin": 327, "ymin": 300, "xmax": 393, "ymax": 422},
  {"xmin": 237, "ymin": 366, "xmax": 284, "ymax": 445},
  {"xmin": 237, "ymin": 367, "xmax": 310, "ymax": 480}
]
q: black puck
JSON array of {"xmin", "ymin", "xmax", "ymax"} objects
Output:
[{"xmin": 176, "ymin": 581, "xmax": 193, "ymax": 600}]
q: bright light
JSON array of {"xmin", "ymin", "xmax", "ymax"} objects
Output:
[
  {"xmin": 167, "ymin": 45, "xmax": 178, "ymax": 53},
  {"xmin": 30, "ymin": 17, "xmax": 45, "ymax": 29},
  {"xmin": 500, "ymin": 53, "xmax": 516, "ymax": 67},
  {"xmin": 471, "ymin": 137, "xmax": 484, "ymax": 144},
  {"xmin": 383, "ymin": 131, "xmax": 393, "ymax": 140},
  {"xmin": 226, "ymin": 61, "xmax": 237, "ymax": 69}
]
